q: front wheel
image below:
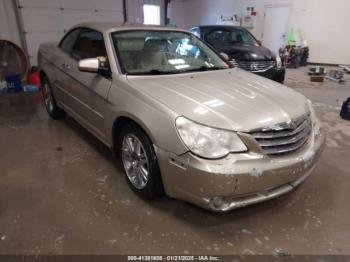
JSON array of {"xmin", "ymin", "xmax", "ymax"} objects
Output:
[
  {"xmin": 41, "ymin": 76, "xmax": 66, "ymax": 119},
  {"xmin": 117, "ymin": 123, "xmax": 164, "ymax": 199}
]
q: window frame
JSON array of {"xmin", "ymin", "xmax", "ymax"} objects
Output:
[
  {"xmin": 58, "ymin": 28, "xmax": 81, "ymax": 55},
  {"xmin": 71, "ymin": 28, "xmax": 107, "ymax": 61},
  {"xmin": 59, "ymin": 27, "xmax": 108, "ymax": 61}
]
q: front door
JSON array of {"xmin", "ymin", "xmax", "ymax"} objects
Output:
[
  {"xmin": 262, "ymin": 5, "xmax": 291, "ymax": 53},
  {"xmin": 56, "ymin": 28, "xmax": 112, "ymax": 142}
]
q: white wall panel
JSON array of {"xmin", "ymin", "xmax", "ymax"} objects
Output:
[
  {"xmin": 20, "ymin": 0, "xmax": 61, "ymax": 8},
  {"xmin": 169, "ymin": 0, "xmax": 186, "ymax": 29},
  {"xmin": 0, "ymin": 0, "xmax": 22, "ymax": 46},
  {"xmin": 0, "ymin": 1, "xmax": 11, "ymax": 40},
  {"xmin": 21, "ymin": 8, "xmax": 63, "ymax": 32},
  {"xmin": 18, "ymin": 0, "xmax": 124, "ymax": 65},
  {"xmin": 180, "ymin": 0, "xmax": 239, "ymax": 29},
  {"xmin": 58, "ymin": 0, "xmax": 123, "ymax": 10}
]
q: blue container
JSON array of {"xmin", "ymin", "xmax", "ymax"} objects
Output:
[{"xmin": 5, "ymin": 74, "xmax": 22, "ymax": 93}]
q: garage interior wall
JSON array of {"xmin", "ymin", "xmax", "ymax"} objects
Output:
[
  {"xmin": 172, "ymin": 0, "xmax": 349, "ymax": 65},
  {"xmin": 17, "ymin": 0, "xmax": 125, "ymax": 65},
  {"xmin": 168, "ymin": 0, "xmax": 186, "ymax": 29},
  {"xmin": 2, "ymin": 0, "xmax": 349, "ymax": 66},
  {"xmin": 234, "ymin": 0, "xmax": 350, "ymax": 65},
  {"xmin": 0, "ymin": 0, "xmax": 22, "ymax": 47},
  {"xmin": 179, "ymin": 0, "xmax": 239, "ymax": 29}
]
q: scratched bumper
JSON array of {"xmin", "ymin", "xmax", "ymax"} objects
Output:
[{"xmin": 156, "ymin": 123, "xmax": 325, "ymax": 212}]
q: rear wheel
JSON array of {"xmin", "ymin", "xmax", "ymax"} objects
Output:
[
  {"xmin": 117, "ymin": 123, "xmax": 164, "ymax": 199},
  {"xmin": 41, "ymin": 76, "xmax": 66, "ymax": 119}
]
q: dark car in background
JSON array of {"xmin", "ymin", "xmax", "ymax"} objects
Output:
[{"xmin": 190, "ymin": 25, "xmax": 285, "ymax": 83}]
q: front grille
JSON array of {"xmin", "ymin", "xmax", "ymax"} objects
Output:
[
  {"xmin": 250, "ymin": 114, "xmax": 312, "ymax": 156},
  {"xmin": 230, "ymin": 60, "xmax": 275, "ymax": 72}
]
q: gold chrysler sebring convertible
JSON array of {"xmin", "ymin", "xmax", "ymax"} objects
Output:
[{"xmin": 38, "ymin": 23, "xmax": 325, "ymax": 212}]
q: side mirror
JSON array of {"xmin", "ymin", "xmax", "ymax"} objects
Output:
[
  {"xmin": 78, "ymin": 58, "xmax": 99, "ymax": 73},
  {"xmin": 220, "ymin": 52, "xmax": 230, "ymax": 61},
  {"xmin": 257, "ymin": 40, "xmax": 262, "ymax": 46},
  {"xmin": 79, "ymin": 58, "xmax": 111, "ymax": 78}
]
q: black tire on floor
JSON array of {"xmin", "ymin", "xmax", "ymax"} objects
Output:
[
  {"xmin": 41, "ymin": 76, "xmax": 66, "ymax": 119},
  {"xmin": 117, "ymin": 122, "xmax": 164, "ymax": 199}
]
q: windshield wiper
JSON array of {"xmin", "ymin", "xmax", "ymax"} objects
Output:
[
  {"xmin": 128, "ymin": 69, "xmax": 178, "ymax": 76},
  {"xmin": 181, "ymin": 66, "xmax": 226, "ymax": 73},
  {"xmin": 127, "ymin": 66, "xmax": 226, "ymax": 76}
]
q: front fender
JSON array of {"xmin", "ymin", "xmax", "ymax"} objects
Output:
[{"xmin": 105, "ymin": 75, "xmax": 188, "ymax": 156}]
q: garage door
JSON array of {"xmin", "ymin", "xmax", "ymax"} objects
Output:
[{"xmin": 18, "ymin": 0, "xmax": 124, "ymax": 65}]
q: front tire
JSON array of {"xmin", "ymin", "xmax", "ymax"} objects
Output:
[
  {"xmin": 41, "ymin": 76, "xmax": 66, "ymax": 119},
  {"xmin": 117, "ymin": 123, "xmax": 164, "ymax": 199}
]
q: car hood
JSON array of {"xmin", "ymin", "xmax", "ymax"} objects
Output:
[
  {"xmin": 126, "ymin": 68, "xmax": 309, "ymax": 132},
  {"xmin": 217, "ymin": 44, "xmax": 275, "ymax": 61}
]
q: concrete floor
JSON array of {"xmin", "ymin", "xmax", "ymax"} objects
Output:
[{"xmin": 0, "ymin": 67, "xmax": 349, "ymax": 255}]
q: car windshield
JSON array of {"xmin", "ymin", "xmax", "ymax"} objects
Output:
[
  {"xmin": 112, "ymin": 30, "xmax": 228, "ymax": 75},
  {"xmin": 205, "ymin": 28, "xmax": 258, "ymax": 46}
]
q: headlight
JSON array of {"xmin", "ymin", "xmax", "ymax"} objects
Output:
[
  {"xmin": 175, "ymin": 117, "xmax": 247, "ymax": 159},
  {"xmin": 276, "ymin": 56, "xmax": 282, "ymax": 69}
]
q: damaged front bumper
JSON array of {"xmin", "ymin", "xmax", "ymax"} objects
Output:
[
  {"xmin": 156, "ymin": 125, "xmax": 325, "ymax": 212},
  {"xmin": 206, "ymin": 169, "xmax": 313, "ymax": 212}
]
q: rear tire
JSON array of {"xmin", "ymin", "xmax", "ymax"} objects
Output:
[
  {"xmin": 41, "ymin": 76, "xmax": 66, "ymax": 119},
  {"xmin": 117, "ymin": 123, "xmax": 164, "ymax": 199}
]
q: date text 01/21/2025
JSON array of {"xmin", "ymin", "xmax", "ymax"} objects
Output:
[{"xmin": 127, "ymin": 255, "xmax": 220, "ymax": 261}]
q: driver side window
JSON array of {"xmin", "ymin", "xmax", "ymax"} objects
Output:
[
  {"xmin": 71, "ymin": 29, "xmax": 107, "ymax": 61},
  {"xmin": 59, "ymin": 29, "xmax": 81, "ymax": 54}
]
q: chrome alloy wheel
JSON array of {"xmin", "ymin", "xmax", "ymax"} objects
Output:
[
  {"xmin": 43, "ymin": 82, "xmax": 54, "ymax": 113},
  {"xmin": 121, "ymin": 134, "xmax": 150, "ymax": 189}
]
